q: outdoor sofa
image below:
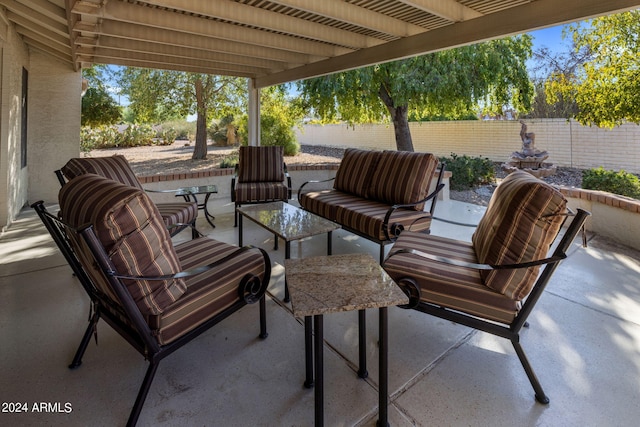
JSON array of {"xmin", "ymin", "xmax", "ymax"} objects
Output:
[{"xmin": 298, "ymin": 148, "xmax": 445, "ymax": 262}]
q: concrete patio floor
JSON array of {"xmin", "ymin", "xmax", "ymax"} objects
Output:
[{"xmin": 1, "ymin": 199, "xmax": 639, "ymax": 426}]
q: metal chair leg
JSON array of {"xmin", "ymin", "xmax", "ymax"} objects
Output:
[
  {"xmin": 512, "ymin": 340, "xmax": 549, "ymax": 404},
  {"xmin": 68, "ymin": 311, "xmax": 100, "ymax": 369},
  {"xmin": 259, "ymin": 295, "xmax": 268, "ymax": 339},
  {"xmin": 126, "ymin": 361, "xmax": 160, "ymax": 427}
]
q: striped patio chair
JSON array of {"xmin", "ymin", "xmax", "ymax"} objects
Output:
[
  {"xmin": 56, "ymin": 155, "xmax": 198, "ymax": 237},
  {"xmin": 231, "ymin": 145, "xmax": 292, "ymax": 226},
  {"xmin": 32, "ymin": 173, "xmax": 271, "ymax": 427},
  {"xmin": 383, "ymin": 169, "xmax": 590, "ymax": 404}
]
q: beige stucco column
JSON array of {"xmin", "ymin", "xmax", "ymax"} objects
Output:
[{"xmin": 247, "ymin": 78, "xmax": 260, "ymax": 147}]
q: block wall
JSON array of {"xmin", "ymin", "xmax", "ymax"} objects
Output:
[{"xmin": 295, "ymin": 119, "xmax": 640, "ymax": 173}]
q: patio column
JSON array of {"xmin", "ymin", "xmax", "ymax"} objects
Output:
[{"xmin": 248, "ymin": 79, "xmax": 260, "ymax": 147}]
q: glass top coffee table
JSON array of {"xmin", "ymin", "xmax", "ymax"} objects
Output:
[
  {"xmin": 237, "ymin": 201, "xmax": 340, "ymax": 301},
  {"xmin": 149, "ymin": 184, "xmax": 218, "ymax": 229},
  {"xmin": 285, "ymin": 253, "xmax": 408, "ymax": 426}
]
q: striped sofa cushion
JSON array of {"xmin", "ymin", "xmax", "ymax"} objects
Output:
[
  {"xmin": 61, "ymin": 155, "xmax": 143, "ymax": 190},
  {"xmin": 384, "ymin": 232, "xmax": 520, "ymax": 323},
  {"xmin": 238, "ymin": 146, "xmax": 285, "ymax": 183},
  {"xmin": 333, "ymin": 197, "xmax": 432, "ymax": 241},
  {"xmin": 368, "ymin": 150, "xmax": 439, "ymax": 210},
  {"xmin": 234, "ymin": 182, "xmax": 289, "ymax": 204},
  {"xmin": 147, "ymin": 237, "xmax": 267, "ymax": 345},
  {"xmin": 333, "ymin": 148, "xmax": 380, "ymax": 197},
  {"xmin": 59, "ymin": 173, "xmax": 186, "ymax": 315},
  {"xmin": 472, "ymin": 170, "xmax": 567, "ymax": 300},
  {"xmin": 298, "ymin": 189, "xmax": 342, "ymax": 221}
]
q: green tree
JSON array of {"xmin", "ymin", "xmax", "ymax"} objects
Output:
[
  {"xmin": 81, "ymin": 66, "xmax": 121, "ymax": 126},
  {"xmin": 238, "ymin": 86, "xmax": 302, "ymax": 156},
  {"xmin": 297, "ymin": 36, "xmax": 533, "ymax": 151},
  {"xmin": 116, "ymin": 67, "xmax": 245, "ymax": 159},
  {"xmin": 546, "ymin": 10, "xmax": 640, "ymax": 127}
]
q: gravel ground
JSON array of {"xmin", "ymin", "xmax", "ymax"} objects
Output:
[
  {"xmin": 452, "ymin": 164, "xmax": 584, "ymax": 206},
  {"xmin": 88, "ymin": 142, "xmax": 584, "ymax": 206}
]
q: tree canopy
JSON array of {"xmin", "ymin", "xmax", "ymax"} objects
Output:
[
  {"xmin": 297, "ymin": 36, "xmax": 533, "ymax": 151},
  {"xmin": 116, "ymin": 68, "xmax": 245, "ymax": 159},
  {"xmin": 237, "ymin": 85, "xmax": 303, "ymax": 156},
  {"xmin": 81, "ymin": 66, "xmax": 121, "ymax": 126},
  {"xmin": 546, "ymin": 10, "xmax": 640, "ymax": 128}
]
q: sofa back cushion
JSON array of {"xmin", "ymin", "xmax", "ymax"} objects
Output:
[
  {"xmin": 472, "ymin": 170, "xmax": 567, "ymax": 301},
  {"xmin": 368, "ymin": 150, "xmax": 438, "ymax": 210},
  {"xmin": 238, "ymin": 146, "xmax": 285, "ymax": 183},
  {"xmin": 61, "ymin": 155, "xmax": 143, "ymax": 190},
  {"xmin": 59, "ymin": 173, "xmax": 186, "ymax": 315},
  {"xmin": 333, "ymin": 148, "xmax": 380, "ymax": 198}
]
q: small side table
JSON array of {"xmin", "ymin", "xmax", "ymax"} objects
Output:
[
  {"xmin": 174, "ymin": 185, "xmax": 218, "ymax": 228},
  {"xmin": 285, "ymin": 254, "xmax": 408, "ymax": 426}
]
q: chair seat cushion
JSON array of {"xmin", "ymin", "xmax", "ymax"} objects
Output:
[
  {"xmin": 300, "ymin": 190, "xmax": 431, "ymax": 241},
  {"xmin": 59, "ymin": 173, "xmax": 186, "ymax": 315},
  {"xmin": 334, "ymin": 197, "xmax": 432, "ymax": 241},
  {"xmin": 156, "ymin": 202, "xmax": 199, "ymax": 228},
  {"xmin": 234, "ymin": 182, "xmax": 289, "ymax": 204},
  {"xmin": 472, "ymin": 170, "xmax": 567, "ymax": 300},
  {"xmin": 147, "ymin": 237, "xmax": 267, "ymax": 345},
  {"xmin": 298, "ymin": 189, "xmax": 342, "ymax": 221},
  {"xmin": 384, "ymin": 231, "xmax": 520, "ymax": 324}
]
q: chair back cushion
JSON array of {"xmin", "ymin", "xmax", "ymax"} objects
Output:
[
  {"xmin": 237, "ymin": 146, "xmax": 285, "ymax": 183},
  {"xmin": 333, "ymin": 148, "xmax": 380, "ymax": 198},
  {"xmin": 368, "ymin": 150, "xmax": 439, "ymax": 210},
  {"xmin": 61, "ymin": 155, "xmax": 143, "ymax": 190},
  {"xmin": 59, "ymin": 173, "xmax": 186, "ymax": 315},
  {"xmin": 472, "ymin": 170, "xmax": 567, "ymax": 300}
]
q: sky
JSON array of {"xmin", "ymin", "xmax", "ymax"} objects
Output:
[{"xmin": 527, "ymin": 25, "xmax": 568, "ymax": 52}]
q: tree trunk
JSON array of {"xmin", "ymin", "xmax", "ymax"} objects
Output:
[
  {"xmin": 192, "ymin": 78, "xmax": 208, "ymax": 160},
  {"xmin": 378, "ymin": 83, "xmax": 414, "ymax": 152}
]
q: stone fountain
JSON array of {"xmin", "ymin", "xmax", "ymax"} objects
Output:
[{"xmin": 502, "ymin": 120, "xmax": 556, "ymax": 178}]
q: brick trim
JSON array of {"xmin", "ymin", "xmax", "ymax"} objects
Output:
[
  {"xmin": 559, "ymin": 187, "xmax": 640, "ymax": 213},
  {"xmin": 137, "ymin": 163, "xmax": 449, "ymax": 184}
]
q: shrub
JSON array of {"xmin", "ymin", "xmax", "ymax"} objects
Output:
[
  {"xmin": 160, "ymin": 119, "xmax": 195, "ymax": 141},
  {"xmin": 220, "ymin": 151, "xmax": 239, "ymax": 169},
  {"xmin": 80, "ymin": 125, "xmax": 122, "ymax": 151},
  {"xmin": 155, "ymin": 126, "xmax": 177, "ymax": 146},
  {"xmin": 120, "ymin": 124, "xmax": 155, "ymax": 147},
  {"xmin": 582, "ymin": 167, "xmax": 640, "ymax": 199},
  {"xmin": 440, "ymin": 153, "xmax": 495, "ymax": 191}
]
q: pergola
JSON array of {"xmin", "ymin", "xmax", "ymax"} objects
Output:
[{"xmin": 3, "ymin": 0, "xmax": 639, "ymax": 144}]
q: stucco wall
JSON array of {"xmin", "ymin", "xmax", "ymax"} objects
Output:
[
  {"xmin": 296, "ymin": 120, "xmax": 640, "ymax": 173},
  {"xmin": 27, "ymin": 50, "xmax": 81, "ymax": 205},
  {"xmin": 0, "ymin": 20, "xmax": 30, "ymax": 230}
]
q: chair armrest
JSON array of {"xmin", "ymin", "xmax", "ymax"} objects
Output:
[
  {"xmin": 166, "ymin": 222, "xmax": 205, "ymax": 238},
  {"xmin": 108, "ymin": 245, "xmax": 271, "ymax": 304},
  {"xmin": 144, "ymin": 188, "xmax": 183, "ymax": 194},
  {"xmin": 298, "ymin": 177, "xmax": 336, "ymax": 195},
  {"xmin": 283, "ymin": 163, "xmax": 292, "ymax": 199},
  {"xmin": 55, "ymin": 169, "xmax": 66, "ymax": 187},
  {"xmin": 381, "ymin": 183, "xmax": 445, "ymax": 240},
  {"xmin": 386, "ymin": 247, "xmax": 566, "ymax": 271},
  {"xmin": 432, "ymin": 216, "xmax": 479, "ymax": 228}
]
